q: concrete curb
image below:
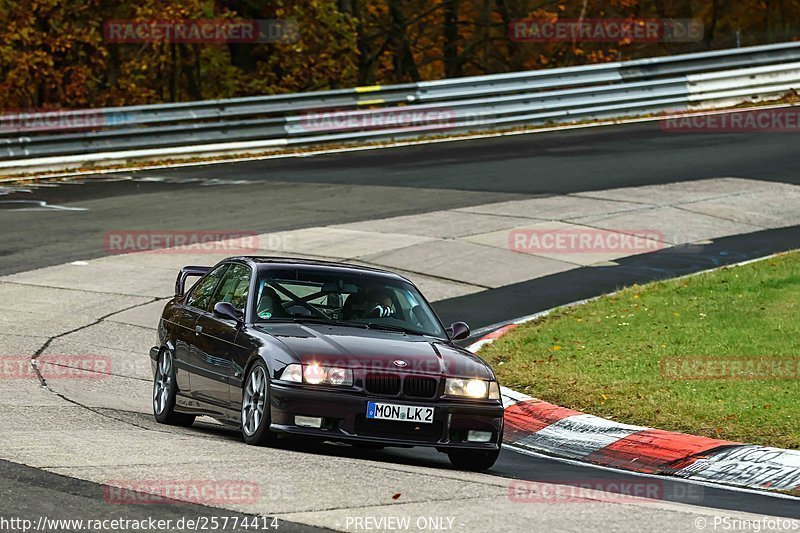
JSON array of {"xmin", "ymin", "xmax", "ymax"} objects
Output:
[{"xmin": 470, "ymin": 314, "xmax": 800, "ymax": 498}]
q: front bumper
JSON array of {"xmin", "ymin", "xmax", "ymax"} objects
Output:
[{"xmin": 269, "ymin": 382, "xmax": 504, "ymax": 450}]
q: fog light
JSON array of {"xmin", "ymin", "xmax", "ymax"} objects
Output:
[
  {"xmin": 295, "ymin": 416, "xmax": 323, "ymax": 428},
  {"xmin": 467, "ymin": 430, "xmax": 492, "ymax": 443}
]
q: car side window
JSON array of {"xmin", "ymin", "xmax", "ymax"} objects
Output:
[
  {"xmin": 213, "ymin": 264, "xmax": 252, "ymax": 312},
  {"xmin": 186, "ymin": 264, "xmax": 228, "ymax": 312}
]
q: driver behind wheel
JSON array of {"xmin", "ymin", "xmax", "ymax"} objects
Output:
[{"xmin": 362, "ymin": 287, "xmax": 395, "ymax": 319}]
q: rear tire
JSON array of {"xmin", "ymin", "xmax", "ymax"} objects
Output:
[
  {"xmin": 241, "ymin": 360, "xmax": 277, "ymax": 446},
  {"xmin": 446, "ymin": 448, "xmax": 500, "ymax": 471},
  {"xmin": 152, "ymin": 349, "xmax": 195, "ymax": 427}
]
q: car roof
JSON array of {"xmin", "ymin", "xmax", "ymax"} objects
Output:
[{"xmin": 225, "ymin": 256, "xmax": 411, "ymax": 282}]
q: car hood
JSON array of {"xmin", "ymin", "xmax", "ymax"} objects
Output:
[{"xmin": 255, "ymin": 323, "xmax": 493, "ymax": 379}]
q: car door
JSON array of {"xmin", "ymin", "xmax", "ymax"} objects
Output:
[
  {"xmin": 192, "ymin": 263, "xmax": 253, "ymax": 407},
  {"xmin": 177, "ymin": 263, "xmax": 229, "ymax": 394}
]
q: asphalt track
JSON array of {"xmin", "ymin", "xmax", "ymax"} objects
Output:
[
  {"xmin": 0, "ymin": 460, "xmax": 325, "ymax": 532},
  {"xmin": 439, "ymin": 224, "xmax": 800, "ymax": 330},
  {"xmin": 2, "ymin": 118, "xmax": 800, "ymax": 526},
  {"xmin": 3, "ymin": 119, "xmax": 800, "ymax": 277}
]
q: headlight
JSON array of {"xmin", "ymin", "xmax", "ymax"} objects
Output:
[
  {"xmin": 326, "ymin": 367, "xmax": 350, "ymax": 386},
  {"xmin": 279, "ymin": 364, "xmax": 302, "ymax": 383},
  {"xmin": 279, "ymin": 363, "xmax": 352, "ymax": 386},
  {"xmin": 465, "ymin": 379, "xmax": 488, "ymax": 398},
  {"xmin": 304, "ymin": 363, "xmax": 326, "ymax": 384},
  {"xmin": 445, "ymin": 378, "xmax": 499, "ymax": 399}
]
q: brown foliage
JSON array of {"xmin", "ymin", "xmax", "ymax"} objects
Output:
[{"xmin": 0, "ymin": 0, "xmax": 798, "ymax": 108}]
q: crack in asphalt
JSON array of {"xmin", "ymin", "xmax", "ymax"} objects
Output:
[
  {"xmin": 32, "ymin": 297, "xmax": 159, "ymax": 359},
  {"xmin": 26, "ymin": 376, "xmax": 158, "ymax": 433},
  {"xmin": 2, "ymin": 279, "xmax": 168, "ymax": 299},
  {"xmin": 555, "ymin": 201, "xmax": 769, "ymax": 247},
  {"xmin": 462, "ymin": 238, "xmax": 586, "ymax": 268},
  {"xmin": 572, "ymin": 181, "xmax": 771, "ymax": 207},
  {"xmin": 29, "ymin": 297, "xmax": 161, "ymax": 431},
  {"xmin": 104, "ymin": 320, "xmax": 156, "ymax": 330},
  {"xmin": 670, "ymin": 204, "xmax": 770, "ymax": 230},
  {"xmin": 573, "ymin": 187, "xmax": 777, "ymax": 232},
  {"xmin": 31, "ymin": 360, "xmax": 151, "ymax": 383}
]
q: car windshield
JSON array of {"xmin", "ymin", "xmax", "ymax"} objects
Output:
[{"xmin": 254, "ymin": 268, "xmax": 446, "ymax": 339}]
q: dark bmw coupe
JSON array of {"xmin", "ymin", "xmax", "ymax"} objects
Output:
[{"xmin": 150, "ymin": 257, "xmax": 504, "ymax": 469}]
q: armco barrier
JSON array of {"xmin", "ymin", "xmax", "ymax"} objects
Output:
[{"xmin": 2, "ymin": 42, "xmax": 800, "ymax": 168}]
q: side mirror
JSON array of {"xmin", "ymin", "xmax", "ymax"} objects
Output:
[
  {"xmin": 214, "ymin": 302, "xmax": 243, "ymax": 325},
  {"xmin": 448, "ymin": 322, "xmax": 470, "ymax": 341}
]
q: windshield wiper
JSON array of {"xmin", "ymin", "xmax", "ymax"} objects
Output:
[
  {"xmin": 258, "ymin": 317, "xmax": 429, "ymax": 336},
  {"xmin": 364, "ymin": 323, "xmax": 427, "ymax": 336},
  {"xmin": 261, "ymin": 317, "xmax": 369, "ymax": 329}
]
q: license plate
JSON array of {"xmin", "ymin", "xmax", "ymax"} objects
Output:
[{"xmin": 366, "ymin": 402, "xmax": 434, "ymax": 424}]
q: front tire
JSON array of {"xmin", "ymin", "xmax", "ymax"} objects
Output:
[
  {"xmin": 446, "ymin": 448, "xmax": 500, "ymax": 471},
  {"xmin": 241, "ymin": 360, "xmax": 277, "ymax": 446},
  {"xmin": 152, "ymin": 349, "xmax": 195, "ymax": 427}
]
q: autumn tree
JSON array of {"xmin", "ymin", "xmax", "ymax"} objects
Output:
[{"xmin": 1, "ymin": 0, "xmax": 798, "ymax": 109}]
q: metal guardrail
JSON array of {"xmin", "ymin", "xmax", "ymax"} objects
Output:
[{"xmin": 2, "ymin": 41, "xmax": 800, "ymax": 165}]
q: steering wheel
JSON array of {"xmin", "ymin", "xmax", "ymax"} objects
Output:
[
  {"xmin": 365, "ymin": 304, "xmax": 393, "ymax": 319},
  {"xmin": 281, "ymin": 299, "xmax": 329, "ymax": 320}
]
